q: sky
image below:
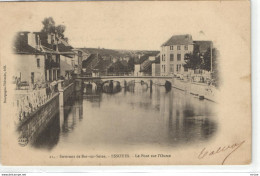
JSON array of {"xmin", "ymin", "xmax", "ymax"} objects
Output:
[{"xmin": 10, "ymin": 1, "xmax": 233, "ymax": 50}]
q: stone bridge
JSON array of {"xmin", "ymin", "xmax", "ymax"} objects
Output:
[
  {"xmin": 75, "ymin": 76, "xmax": 174, "ymax": 91},
  {"xmin": 74, "ymin": 75, "xmax": 218, "ymax": 102}
]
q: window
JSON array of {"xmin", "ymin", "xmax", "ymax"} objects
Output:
[
  {"xmin": 37, "ymin": 58, "xmax": 40, "ymax": 67},
  {"xmin": 170, "ymin": 46, "xmax": 173, "ymax": 50},
  {"xmin": 177, "ymin": 45, "xmax": 181, "ymax": 50},
  {"xmin": 161, "ymin": 55, "xmax": 164, "ymax": 61},
  {"xmin": 185, "ymin": 45, "xmax": 188, "ymax": 50},
  {"xmin": 45, "ymin": 70, "xmax": 47, "ymax": 81},
  {"xmin": 176, "ymin": 64, "xmax": 181, "ymax": 72},
  {"xmin": 184, "ymin": 67, "xmax": 188, "ymax": 72},
  {"xmin": 56, "ymin": 55, "xmax": 60, "ymax": 63},
  {"xmin": 164, "ymin": 54, "xmax": 165, "ymax": 61},
  {"xmin": 57, "ymin": 70, "xmax": 60, "ymax": 78},
  {"xmin": 177, "ymin": 54, "xmax": 181, "ymax": 61},
  {"xmin": 170, "ymin": 64, "xmax": 174, "ymax": 72},
  {"xmin": 53, "ymin": 70, "xmax": 56, "ymax": 80},
  {"xmin": 49, "ymin": 70, "xmax": 52, "ymax": 81},
  {"xmin": 170, "ymin": 54, "xmax": 174, "ymax": 61},
  {"xmin": 162, "ymin": 65, "xmax": 166, "ymax": 72}
]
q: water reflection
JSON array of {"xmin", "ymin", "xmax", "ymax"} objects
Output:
[{"xmin": 33, "ymin": 83, "xmax": 217, "ymax": 150}]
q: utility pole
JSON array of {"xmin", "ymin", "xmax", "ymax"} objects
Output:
[{"xmin": 210, "ymin": 41, "xmax": 213, "ymax": 73}]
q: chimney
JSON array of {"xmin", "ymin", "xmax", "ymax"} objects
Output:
[
  {"xmin": 27, "ymin": 32, "xmax": 37, "ymax": 49},
  {"xmin": 47, "ymin": 34, "xmax": 52, "ymax": 44}
]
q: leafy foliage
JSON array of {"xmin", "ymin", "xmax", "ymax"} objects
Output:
[
  {"xmin": 41, "ymin": 17, "xmax": 56, "ymax": 34},
  {"xmin": 183, "ymin": 45, "xmax": 203, "ymax": 70},
  {"xmin": 56, "ymin": 25, "xmax": 66, "ymax": 39},
  {"xmin": 41, "ymin": 17, "xmax": 66, "ymax": 39},
  {"xmin": 127, "ymin": 57, "xmax": 135, "ymax": 71}
]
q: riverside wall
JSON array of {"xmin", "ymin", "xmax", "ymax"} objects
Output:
[{"xmin": 17, "ymin": 82, "xmax": 75, "ymax": 144}]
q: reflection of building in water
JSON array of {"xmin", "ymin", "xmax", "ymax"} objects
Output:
[
  {"xmin": 83, "ymin": 82, "xmax": 97, "ymax": 94},
  {"xmin": 166, "ymin": 89, "xmax": 217, "ymax": 145},
  {"xmin": 84, "ymin": 94, "xmax": 102, "ymax": 108},
  {"xmin": 75, "ymin": 95, "xmax": 83, "ymax": 120}
]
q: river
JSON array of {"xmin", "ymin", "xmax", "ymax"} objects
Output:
[{"xmin": 33, "ymin": 83, "xmax": 217, "ymax": 151}]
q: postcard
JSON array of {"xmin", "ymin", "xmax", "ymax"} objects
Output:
[{"xmin": 0, "ymin": 0, "xmax": 251, "ymax": 165}]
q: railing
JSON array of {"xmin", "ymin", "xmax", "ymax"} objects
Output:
[
  {"xmin": 58, "ymin": 78, "xmax": 73, "ymax": 89},
  {"xmin": 13, "ymin": 81, "xmax": 59, "ymax": 124},
  {"xmin": 45, "ymin": 59, "xmax": 60, "ymax": 69}
]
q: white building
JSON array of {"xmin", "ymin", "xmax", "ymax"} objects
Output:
[{"xmin": 160, "ymin": 34, "xmax": 194, "ymax": 76}]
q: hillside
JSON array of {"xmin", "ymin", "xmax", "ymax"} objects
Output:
[{"xmin": 78, "ymin": 48, "xmax": 160, "ymax": 58}]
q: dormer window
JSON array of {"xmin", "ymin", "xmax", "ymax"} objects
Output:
[{"xmin": 177, "ymin": 45, "xmax": 181, "ymax": 50}]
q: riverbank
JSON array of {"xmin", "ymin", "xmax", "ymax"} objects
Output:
[{"xmin": 171, "ymin": 78, "xmax": 218, "ymax": 102}]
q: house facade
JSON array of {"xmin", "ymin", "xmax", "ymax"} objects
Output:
[
  {"xmin": 160, "ymin": 34, "xmax": 193, "ymax": 76},
  {"xmin": 151, "ymin": 56, "xmax": 160, "ymax": 76},
  {"xmin": 13, "ymin": 32, "xmax": 60, "ymax": 89}
]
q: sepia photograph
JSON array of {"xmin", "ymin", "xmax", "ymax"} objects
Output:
[{"xmin": 0, "ymin": 1, "xmax": 251, "ymax": 166}]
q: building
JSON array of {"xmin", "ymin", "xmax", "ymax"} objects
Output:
[
  {"xmin": 92, "ymin": 59, "xmax": 113, "ymax": 77},
  {"xmin": 36, "ymin": 32, "xmax": 61, "ymax": 82},
  {"xmin": 82, "ymin": 54, "xmax": 101, "ymax": 76},
  {"xmin": 151, "ymin": 56, "xmax": 160, "ymax": 76},
  {"xmin": 160, "ymin": 34, "xmax": 194, "ymax": 76},
  {"xmin": 13, "ymin": 31, "xmax": 60, "ymax": 89},
  {"xmin": 160, "ymin": 34, "xmax": 214, "ymax": 77},
  {"xmin": 134, "ymin": 52, "xmax": 160, "ymax": 76},
  {"xmin": 57, "ymin": 38, "xmax": 75, "ymax": 79}
]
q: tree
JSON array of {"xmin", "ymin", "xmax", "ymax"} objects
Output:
[
  {"xmin": 183, "ymin": 45, "xmax": 202, "ymax": 70},
  {"xmin": 41, "ymin": 17, "xmax": 56, "ymax": 33},
  {"xmin": 127, "ymin": 57, "xmax": 135, "ymax": 72},
  {"xmin": 203, "ymin": 48, "xmax": 220, "ymax": 87},
  {"xmin": 56, "ymin": 25, "xmax": 66, "ymax": 39},
  {"xmin": 201, "ymin": 47, "xmax": 218, "ymax": 71},
  {"xmin": 41, "ymin": 17, "xmax": 67, "ymax": 39}
]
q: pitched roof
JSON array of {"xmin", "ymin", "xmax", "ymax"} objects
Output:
[
  {"xmin": 139, "ymin": 51, "xmax": 160, "ymax": 64},
  {"xmin": 13, "ymin": 32, "xmax": 42, "ymax": 54},
  {"xmin": 194, "ymin": 41, "xmax": 212, "ymax": 53},
  {"xmin": 107, "ymin": 61, "xmax": 127, "ymax": 72},
  {"xmin": 58, "ymin": 42, "xmax": 73, "ymax": 53},
  {"xmin": 161, "ymin": 34, "xmax": 193, "ymax": 46},
  {"xmin": 140, "ymin": 60, "xmax": 152, "ymax": 73},
  {"xmin": 93, "ymin": 59, "xmax": 113, "ymax": 72},
  {"xmin": 82, "ymin": 54, "xmax": 101, "ymax": 73},
  {"xmin": 151, "ymin": 56, "xmax": 160, "ymax": 64}
]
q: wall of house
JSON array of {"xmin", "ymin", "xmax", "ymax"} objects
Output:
[
  {"xmin": 60, "ymin": 55, "xmax": 73, "ymax": 77},
  {"xmin": 14, "ymin": 54, "xmax": 45, "ymax": 86},
  {"xmin": 152, "ymin": 63, "xmax": 160, "ymax": 76},
  {"xmin": 160, "ymin": 45, "xmax": 193, "ymax": 76}
]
